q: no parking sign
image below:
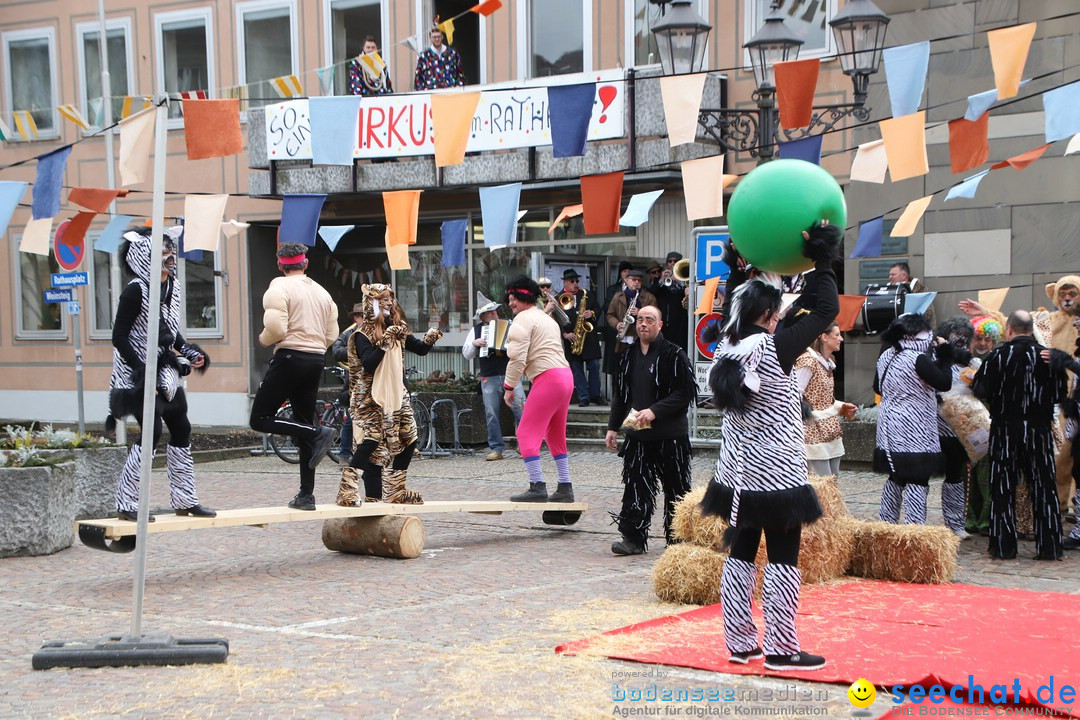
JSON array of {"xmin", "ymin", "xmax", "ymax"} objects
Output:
[
  {"xmin": 53, "ymin": 216, "xmax": 91, "ymax": 271},
  {"xmin": 695, "ymin": 312, "xmax": 723, "ymax": 359}
]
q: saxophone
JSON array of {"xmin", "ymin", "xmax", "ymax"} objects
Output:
[
  {"xmin": 570, "ymin": 289, "xmax": 593, "ymax": 355},
  {"xmin": 616, "ymin": 291, "xmax": 640, "ymax": 341}
]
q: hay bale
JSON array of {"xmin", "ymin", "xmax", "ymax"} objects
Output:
[
  {"xmin": 651, "ymin": 543, "xmax": 726, "ymax": 605},
  {"xmin": 848, "ymin": 520, "xmax": 958, "ymax": 584},
  {"xmin": 807, "ymin": 473, "xmax": 851, "ymax": 519}
]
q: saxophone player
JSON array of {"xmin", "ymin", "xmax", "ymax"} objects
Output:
[
  {"xmin": 559, "ymin": 269, "xmax": 604, "ymax": 407},
  {"xmin": 606, "ymin": 269, "xmax": 658, "ymax": 356}
]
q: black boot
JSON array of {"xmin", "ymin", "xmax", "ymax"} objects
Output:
[
  {"xmin": 511, "ymin": 482, "xmax": 548, "ymax": 502},
  {"xmin": 175, "ymin": 504, "xmax": 217, "ymax": 517},
  {"xmin": 548, "ymin": 483, "xmax": 574, "ymax": 503},
  {"xmin": 611, "ymin": 536, "xmax": 646, "ymax": 555}
]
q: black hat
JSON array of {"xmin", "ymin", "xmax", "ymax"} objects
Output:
[
  {"xmin": 626, "ymin": 269, "xmax": 646, "ymax": 279},
  {"xmin": 562, "ymin": 268, "xmax": 580, "ymax": 280},
  {"xmin": 617, "ymin": 260, "xmax": 634, "ymax": 273},
  {"xmin": 666, "ymin": 251, "xmax": 684, "ymax": 263}
]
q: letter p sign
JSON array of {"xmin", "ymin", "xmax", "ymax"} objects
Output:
[{"xmin": 695, "ymin": 229, "xmax": 731, "ymax": 282}]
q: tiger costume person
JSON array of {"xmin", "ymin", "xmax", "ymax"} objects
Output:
[{"xmin": 336, "ymin": 284, "xmax": 442, "ymax": 506}]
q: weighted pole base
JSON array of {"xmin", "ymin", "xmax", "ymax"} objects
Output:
[
  {"xmin": 78, "ymin": 523, "xmax": 136, "ymax": 553},
  {"xmin": 32, "ymin": 633, "xmax": 228, "ymax": 670}
]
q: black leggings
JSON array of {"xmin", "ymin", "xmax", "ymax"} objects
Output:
[
  {"xmin": 350, "ymin": 439, "xmax": 417, "ymax": 497},
  {"xmin": 728, "ymin": 524, "xmax": 802, "ymax": 566},
  {"xmin": 131, "ymin": 389, "xmax": 192, "ymax": 449}
]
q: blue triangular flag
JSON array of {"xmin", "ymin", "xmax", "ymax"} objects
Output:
[
  {"xmin": 548, "ymin": 83, "xmax": 595, "ymax": 158},
  {"xmin": 0, "ymin": 181, "xmax": 28, "ymax": 238},
  {"xmin": 851, "ymin": 216, "xmax": 883, "ymax": 258},
  {"xmin": 619, "ymin": 190, "xmax": 663, "ymax": 228},
  {"xmin": 945, "ymin": 170, "xmax": 990, "ymax": 202},
  {"xmin": 31, "ymin": 145, "xmax": 73, "ymax": 220},
  {"xmin": 777, "ymin": 134, "xmax": 823, "ymax": 164},
  {"xmin": 318, "ymin": 224, "xmax": 354, "ymax": 251},
  {"xmin": 882, "ymin": 41, "xmax": 929, "ymax": 117},
  {"xmin": 441, "ymin": 218, "xmax": 468, "ymax": 267},
  {"xmin": 904, "ymin": 291, "xmax": 937, "ymax": 316},
  {"xmin": 309, "ymin": 96, "xmax": 362, "ymax": 166},
  {"xmin": 95, "ymin": 214, "xmax": 134, "ymax": 254},
  {"xmin": 965, "ymin": 79, "xmax": 1030, "ymax": 121},
  {"xmin": 479, "ymin": 183, "xmax": 521, "ymax": 248},
  {"xmin": 1043, "ymin": 79, "xmax": 1080, "ymax": 144},
  {"xmin": 280, "ymin": 194, "xmax": 326, "ymax": 247}
]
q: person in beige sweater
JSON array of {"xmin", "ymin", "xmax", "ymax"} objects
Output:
[
  {"xmin": 502, "ymin": 275, "xmax": 576, "ymax": 503},
  {"xmin": 249, "ymin": 242, "xmax": 340, "ymax": 510}
]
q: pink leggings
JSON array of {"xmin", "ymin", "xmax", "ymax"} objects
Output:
[{"xmin": 516, "ymin": 366, "xmax": 573, "ymax": 459}]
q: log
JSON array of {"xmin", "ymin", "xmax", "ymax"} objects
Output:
[{"xmin": 321, "ymin": 515, "xmax": 426, "ymax": 559}]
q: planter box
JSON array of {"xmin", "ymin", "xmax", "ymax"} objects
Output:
[
  {"xmin": 0, "ymin": 461, "xmax": 76, "ymax": 557},
  {"xmin": 38, "ymin": 446, "xmax": 126, "ymax": 521}
]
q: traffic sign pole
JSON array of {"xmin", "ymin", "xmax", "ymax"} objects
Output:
[{"xmin": 72, "ymin": 286, "xmax": 85, "ymax": 435}]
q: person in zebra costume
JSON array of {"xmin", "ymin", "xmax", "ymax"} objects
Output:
[
  {"xmin": 605, "ymin": 305, "xmax": 696, "ymax": 556},
  {"xmin": 873, "ymin": 314, "xmax": 955, "ymax": 525},
  {"xmin": 701, "ymin": 220, "xmax": 841, "ymax": 672},
  {"xmin": 934, "ymin": 316, "xmax": 977, "ymax": 539},
  {"xmin": 107, "ymin": 226, "xmax": 216, "ymax": 521},
  {"xmin": 973, "ymin": 311, "xmax": 1067, "ymax": 560}
]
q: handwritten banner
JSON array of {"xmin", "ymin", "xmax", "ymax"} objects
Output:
[{"xmin": 265, "ymin": 69, "xmax": 625, "ymax": 161}]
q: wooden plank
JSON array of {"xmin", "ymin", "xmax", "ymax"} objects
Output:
[{"xmin": 77, "ymin": 500, "xmax": 589, "ymax": 540}]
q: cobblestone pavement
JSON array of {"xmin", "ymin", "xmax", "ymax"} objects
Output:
[{"xmin": 0, "ymin": 451, "xmax": 1075, "ymax": 719}]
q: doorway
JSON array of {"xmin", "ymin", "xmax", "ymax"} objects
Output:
[{"xmin": 425, "ymin": 0, "xmax": 481, "ymax": 85}]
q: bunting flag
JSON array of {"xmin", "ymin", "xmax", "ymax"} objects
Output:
[
  {"xmin": 120, "ymin": 96, "xmax": 150, "ymax": 119},
  {"xmin": 441, "ymin": 218, "xmax": 468, "ymax": 267},
  {"xmin": 850, "ymin": 139, "xmax": 888, "ymax": 183},
  {"xmin": 318, "ymin": 225, "xmax": 354, "ymax": 252},
  {"xmin": 118, "ymin": 107, "xmax": 156, "ymax": 186},
  {"xmin": 14, "ymin": 110, "xmax": 38, "ymax": 141},
  {"xmin": 68, "ymin": 187, "xmax": 130, "ymax": 213},
  {"xmin": 401, "ymin": 33, "xmax": 423, "ymax": 55},
  {"xmin": 31, "ymin": 145, "xmax": 73, "ymax": 220},
  {"xmin": 581, "ymin": 171, "xmax": 624, "ymax": 234},
  {"xmin": 836, "ymin": 295, "xmax": 867, "ymax": 332},
  {"xmin": 431, "ymin": 92, "xmax": 481, "ymax": 166},
  {"xmin": 991, "ymin": 143, "xmax": 1050, "ymax": 171},
  {"xmin": 882, "ymin": 41, "xmax": 930, "ymax": 117},
  {"xmin": 220, "ymin": 219, "xmax": 251, "ymax": 240},
  {"xmin": 680, "ymin": 156, "xmax": 725, "ymax": 221},
  {"xmin": 88, "ymin": 97, "xmax": 104, "ymax": 127},
  {"xmin": 773, "ymin": 58, "xmax": 819, "ymax": 129},
  {"xmin": 383, "ymin": 190, "xmax": 422, "ymax": 248},
  {"xmin": 385, "ymin": 229, "xmax": 410, "ymax": 270},
  {"xmin": 183, "ymin": 99, "xmax": 243, "ymax": 160},
  {"xmin": 948, "ymin": 113, "xmax": 989, "ymax": 174},
  {"xmin": 0, "ymin": 116, "xmax": 10, "ymax": 142},
  {"xmin": 851, "ymin": 216, "xmax": 884, "ymax": 258},
  {"xmin": 280, "ymin": 194, "xmax": 327, "ymax": 246},
  {"xmin": 547, "ymin": 204, "xmax": 583, "ymax": 235},
  {"xmin": 548, "ymin": 83, "xmax": 595, "ymax": 158},
  {"xmin": 904, "ymin": 292, "xmax": 937, "ymax": 316},
  {"xmin": 659, "ymin": 73, "xmax": 707, "ymax": 146},
  {"xmin": 880, "ymin": 111, "xmax": 928, "ymax": 181},
  {"xmin": 979, "ymin": 287, "xmax": 1010, "ymax": 313},
  {"xmin": 56, "ymin": 212, "xmax": 97, "ymax": 263},
  {"xmin": 0, "ymin": 181, "xmax": 28, "ymax": 238},
  {"xmin": 271, "ymin": 74, "xmax": 305, "ymax": 98},
  {"xmin": 695, "ymin": 276, "xmax": 720, "ymax": 315},
  {"xmin": 470, "ymin": 0, "xmax": 502, "ymax": 15},
  {"xmin": 1042, "ymin": 80, "xmax": 1080, "ymax": 144},
  {"xmin": 944, "ymin": 170, "xmax": 990, "ymax": 202},
  {"xmin": 57, "ymin": 104, "xmax": 90, "ymax": 131},
  {"xmin": 315, "ymin": 66, "xmax": 335, "ymax": 96},
  {"xmin": 891, "ymin": 195, "xmax": 933, "ymax": 237},
  {"xmin": 178, "ymin": 90, "xmax": 208, "ymax": 101},
  {"xmin": 987, "ymin": 22, "xmax": 1035, "ymax": 100},
  {"xmin": 777, "ymin": 134, "xmax": 823, "ymax": 165},
  {"xmin": 619, "ymin": 190, "xmax": 664, "ymax": 228},
  {"xmin": 310, "ymin": 96, "xmax": 362, "ymax": 165},
  {"xmin": 182, "ymin": 194, "xmax": 229, "ymax": 252},
  {"xmin": 479, "ymin": 183, "xmax": 521, "ymax": 247},
  {"xmin": 20, "ymin": 217, "xmax": 53, "ymax": 255},
  {"xmin": 358, "ymin": 52, "xmax": 387, "ymax": 84},
  {"xmin": 95, "ymin": 214, "xmax": 134, "ymax": 253},
  {"xmin": 438, "ymin": 18, "xmax": 456, "ymax": 45},
  {"xmin": 1067, "ymin": 134, "xmax": 1080, "ymax": 156}
]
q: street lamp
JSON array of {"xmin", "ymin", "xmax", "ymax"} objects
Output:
[
  {"xmin": 685, "ymin": 0, "xmax": 890, "ymax": 164},
  {"xmin": 650, "ymin": 0, "xmax": 712, "ymax": 76}
]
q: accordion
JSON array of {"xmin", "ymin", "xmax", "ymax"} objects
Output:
[{"xmin": 480, "ymin": 319, "xmax": 511, "ymax": 357}]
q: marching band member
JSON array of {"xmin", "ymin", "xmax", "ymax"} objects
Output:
[
  {"xmin": 462, "ymin": 294, "xmax": 524, "ymax": 461},
  {"xmin": 559, "ymin": 269, "xmax": 604, "ymax": 407},
  {"xmin": 606, "ymin": 270, "xmax": 657, "ymax": 354}
]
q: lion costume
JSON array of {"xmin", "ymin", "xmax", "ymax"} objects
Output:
[{"xmin": 1037, "ymin": 275, "xmax": 1080, "ymax": 511}]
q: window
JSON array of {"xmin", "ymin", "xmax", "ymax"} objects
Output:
[
  {"xmin": 155, "ymin": 8, "xmax": 215, "ymax": 122},
  {"xmin": 2, "ymin": 28, "xmax": 58, "ymax": 138},
  {"xmin": 325, "ymin": 0, "xmax": 385, "ymax": 95},
  {"xmin": 15, "ymin": 245, "xmax": 66, "ymax": 339},
  {"xmin": 747, "ymin": 0, "xmax": 835, "ymax": 57},
  {"xmin": 519, "ymin": 0, "xmax": 591, "ymax": 79},
  {"xmin": 90, "ymin": 247, "xmax": 116, "ymax": 336},
  {"xmin": 76, "ymin": 19, "xmax": 133, "ymax": 130},
  {"xmin": 178, "ymin": 251, "xmax": 223, "ymax": 337},
  {"xmin": 237, "ymin": 1, "xmax": 296, "ymax": 109}
]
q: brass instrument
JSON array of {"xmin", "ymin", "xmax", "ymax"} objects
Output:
[
  {"xmin": 570, "ymin": 290, "xmax": 593, "ymax": 355},
  {"xmin": 662, "ymin": 258, "xmax": 691, "ymax": 287},
  {"xmin": 616, "ymin": 292, "xmax": 640, "ymax": 341},
  {"xmin": 541, "ymin": 289, "xmax": 571, "ymax": 328}
]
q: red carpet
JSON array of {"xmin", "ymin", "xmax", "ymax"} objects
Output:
[{"xmin": 557, "ymin": 580, "xmax": 1080, "ymax": 717}]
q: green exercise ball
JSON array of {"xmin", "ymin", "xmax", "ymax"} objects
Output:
[{"xmin": 726, "ymin": 159, "xmax": 847, "ymax": 275}]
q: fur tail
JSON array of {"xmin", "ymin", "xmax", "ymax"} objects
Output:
[{"xmin": 709, "ymin": 357, "xmax": 748, "ymax": 413}]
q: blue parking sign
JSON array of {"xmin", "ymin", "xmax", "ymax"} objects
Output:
[{"xmin": 694, "ymin": 227, "xmax": 731, "ymax": 282}]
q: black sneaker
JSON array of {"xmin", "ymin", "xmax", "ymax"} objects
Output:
[
  {"xmin": 1064, "ymin": 537, "xmax": 1080, "ymax": 550},
  {"xmin": 611, "ymin": 538, "xmax": 646, "ymax": 555},
  {"xmin": 309, "ymin": 426, "xmax": 336, "ymax": 469},
  {"xmin": 729, "ymin": 648, "xmax": 764, "ymax": 664},
  {"xmin": 288, "ymin": 493, "xmax": 317, "ymax": 511},
  {"xmin": 510, "ymin": 482, "xmax": 548, "ymax": 502},
  {"xmin": 764, "ymin": 652, "xmax": 826, "ymax": 671},
  {"xmin": 548, "ymin": 483, "xmax": 575, "ymax": 503}
]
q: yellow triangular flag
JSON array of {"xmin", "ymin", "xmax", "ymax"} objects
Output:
[
  {"xmin": 271, "ymin": 74, "xmax": 304, "ymax": 98},
  {"xmin": 118, "ymin": 107, "xmax": 156, "ymax": 186},
  {"xmin": 120, "ymin": 96, "xmax": 150, "ymax": 119},
  {"xmin": 359, "ymin": 51, "xmax": 386, "ymax": 81},
  {"xmin": 57, "ymin": 104, "xmax": 90, "ymax": 131},
  {"xmin": 14, "ymin": 111, "xmax": 38, "ymax": 140},
  {"xmin": 891, "ymin": 195, "xmax": 934, "ymax": 238},
  {"xmin": 978, "ymin": 287, "xmax": 1009, "ymax": 314},
  {"xmin": 438, "ymin": 18, "xmax": 456, "ymax": 46}
]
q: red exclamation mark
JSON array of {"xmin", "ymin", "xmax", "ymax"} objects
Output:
[{"xmin": 597, "ymin": 86, "xmax": 617, "ymax": 123}]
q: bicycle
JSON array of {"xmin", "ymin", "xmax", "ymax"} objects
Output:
[{"xmin": 268, "ymin": 368, "xmax": 349, "ymax": 464}]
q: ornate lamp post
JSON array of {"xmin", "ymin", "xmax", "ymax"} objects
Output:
[{"xmin": 650, "ymin": 0, "xmax": 712, "ymax": 77}]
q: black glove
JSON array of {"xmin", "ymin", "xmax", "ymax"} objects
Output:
[
  {"xmin": 158, "ymin": 326, "xmax": 176, "ymax": 349},
  {"xmin": 801, "ymin": 221, "xmax": 843, "ymax": 265}
]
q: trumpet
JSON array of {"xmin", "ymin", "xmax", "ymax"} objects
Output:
[
  {"xmin": 662, "ymin": 258, "xmax": 691, "ymax": 287},
  {"xmin": 541, "ymin": 289, "xmax": 571, "ymax": 328}
]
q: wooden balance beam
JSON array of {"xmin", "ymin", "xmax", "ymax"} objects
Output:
[{"xmin": 76, "ymin": 500, "xmax": 588, "ymax": 559}]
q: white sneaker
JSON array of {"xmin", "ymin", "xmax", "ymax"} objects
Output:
[
  {"xmin": 953, "ymin": 529, "xmax": 971, "ymax": 541},
  {"xmin": 486, "ymin": 451, "xmax": 503, "ymax": 461}
]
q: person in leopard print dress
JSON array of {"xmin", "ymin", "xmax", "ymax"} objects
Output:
[{"xmin": 793, "ymin": 322, "xmax": 856, "ymax": 478}]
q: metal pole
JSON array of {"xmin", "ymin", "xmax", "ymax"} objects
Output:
[
  {"xmin": 74, "ymin": 298, "xmax": 85, "ymax": 435},
  {"xmin": 130, "ymin": 97, "xmax": 169, "ymax": 639}
]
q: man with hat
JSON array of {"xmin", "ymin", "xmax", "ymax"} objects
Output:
[
  {"xmin": 559, "ymin": 269, "xmax": 604, "ymax": 407},
  {"xmin": 603, "ymin": 261, "xmax": 635, "ymax": 376},
  {"xmin": 607, "ymin": 269, "xmax": 658, "ymax": 354},
  {"xmin": 463, "ymin": 293, "xmax": 524, "ymax": 460},
  {"xmin": 648, "ymin": 251, "xmax": 690, "ymax": 353},
  {"xmin": 646, "ymin": 260, "xmax": 663, "ymax": 285}
]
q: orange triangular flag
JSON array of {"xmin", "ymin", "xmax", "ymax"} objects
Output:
[
  {"xmin": 880, "ymin": 111, "xmax": 928, "ymax": 181},
  {"xmin": 978, "ymin": 287, "xmax": 1009, "ymax": 314},
  {"xmin": 183, "ymin": 99, "xmax": 242, "ymax": 160},
  {"xmin": 470, "ymin": 0, "xmax": 502, "ymax": 16},
  {"xmin": 988, "ymin": 22, "xmax": 1035, "ymax": 100},
  {"xmin": 547, "ymin": 204, "xmax": 583, "ymax": 235},
  {"xmin": 430, "ymin": 92, "xmax": 481, "ymax": 167},
  {"xmin": 837, "ymin": 295, "xmax": 867, "ymax": 332},
  {"xmin": 696, "ymin": 277, "xmax": 721, "ymax": 315},
  {"xmin": 68, "ymin": 187, "xmax": 130, "ymax": 213},
  {"xmin": 383, "ymin": 190, "xmax": 422, "ymax": 248},
  {"xmin": 948, "ymin": 113, "xmax": 989, "ymax": 174},
  {"xmin": 774, "ymin": 58, "xmax": 819, "ymax": 130},
  {"xmin": 891, "ymin": 195, "xmax": 933, "ymax": 237},
  {"xmin": 385, "ymin": 229, "xmax": 411, "ymax": 270},
  {"xmin": 580, "ymin": 172, "xmax": 623, "ymax": 235},
  {"xmin": 990, "ymin": 143, "xmax": 1050, "ymax": 171}
]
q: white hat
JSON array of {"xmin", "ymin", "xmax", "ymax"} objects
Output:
[{"xmin": 475, "ymin": 291, "xmax": 500, "ymax": 320}]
